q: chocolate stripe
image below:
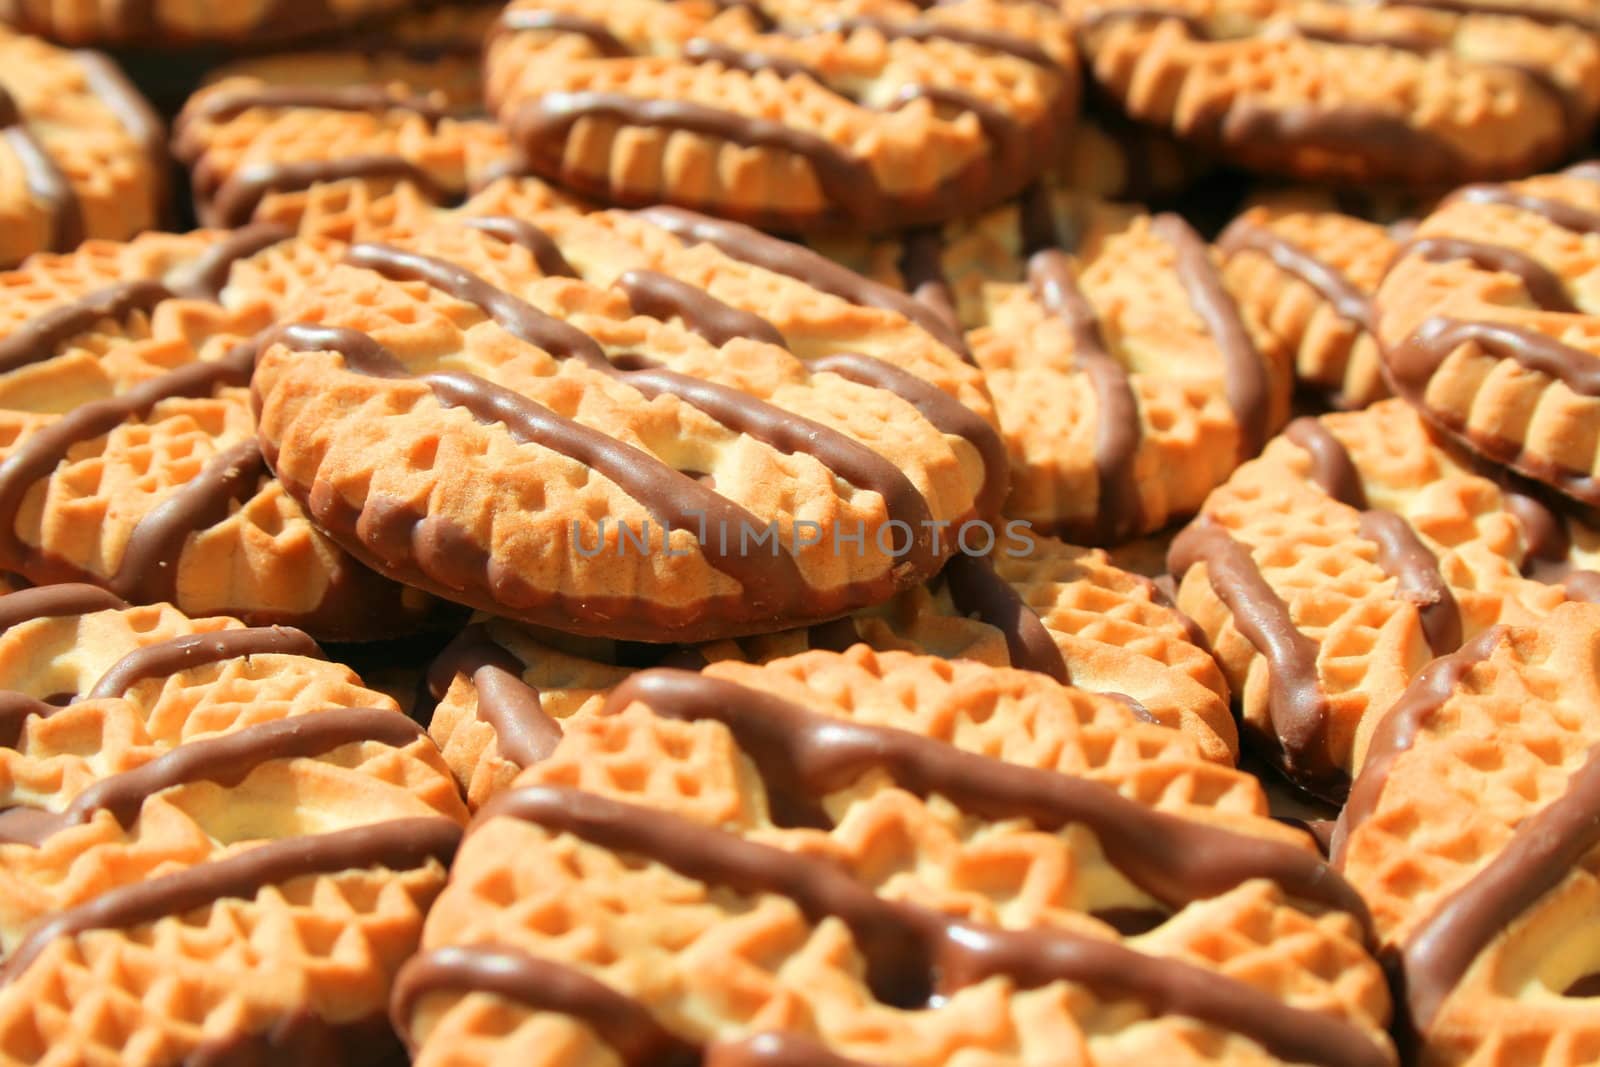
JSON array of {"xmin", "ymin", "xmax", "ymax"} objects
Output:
[
  {"xmin": 1, "ymin": 817, "xmax": 461, "ymax": 986},
  {"xmin": 0, "ymin": 691, "xmax": 61, "ymax": 749},
  {"xmin": 942, "ymin": 554, "xmax": 1069, "ymax": 682},
  {"xmin": 1403, "ymin": 236, "xmax": 1576, "ymax": 313},
  {"xmin": 183, "ymin": 85, "xmax": 458, "ymax": 129},
  {"xmin": 427, "ymin": 623, "xmax": 561, "ymax": 768},
  {"xmin": 477, "ymin": 786, "xmax": 1387, "ymax": 1067},
  {"xmin": 88, "ymin": 625, "xmax": 325, "ymax": 700},
  {"xmin": 1449, "ymin": 184, "xmax": 1600, "ymax": 234},
  {"xmin": 1390, "ymin": 317, "xmax": 1600, "ymax": 397},
  {"xmin": 705, "ymin": 1033, "xmax": 877, "ymax": 1067},
  {"xmin": 1027, "ymin": 249, "xmax": 1143, "ymax": 542},
  {"xmin": 461, "ymin": 216, "xmax": 578, "ymax": 278},
  {"xmin": 0, "ymin": 584, "xmax": 127, "ymax": 632},
  {"xmin": 204, "ymin": 156, "xmax": 447, "ymax": 228},
  {"xmin": 616, "ymin": 269, "xmax": 788, "ymax": 349},
  {"xmin": 166, "ymin": 223, "xmax": 293, "ymax": 302},
  {"xmin": 897, "ymin": 227, "xmax": 960, "ymax": 330},
  {"xmin": 682, "ymin": 38, "xmax": 832, "ymax": 84},
  {"xmin": 0, "ymin": 84, "xmax": 83, "ymax": 253},
  {"xmin": 493, "ymin": 9, "xmax": 632, "ymax": 57},
  {"xmin": 0, "ymin": 280, "xmax": 172, "ymax": 375},
  {"xmin": 1358, "ymin": 511, "xmax": 1462, "ymax": 655},
  {"xmin": 1217, "ymin": 220, "xmax": 1374, "ymax": 331},
  {"xmin": 1284, "ymin": 417, "xmax": 1368, "ymax": 508}
]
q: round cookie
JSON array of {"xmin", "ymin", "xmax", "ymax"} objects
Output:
[
  {"xmin": 0, "ymin": 0, "xmax": 435, "ymax": 47},
  {"xmin": 1219, "ymin": 201, "xmax": 1401, "ymax": 411},
  {"xmin": 484, "ymin": 0, "xmax": 1079, "ymax": 233},
  {"xmin": 423, "ymin": 531, "xmax": 1235, "ymax": 809},
  {"xmin": 394, "ymin": 645, "xmax": 1393, "ymax": 1067},
  {"xmin": 1331, "ymin": 602, "xmax": 1600, "ymax": 1062},
  {"xmin": 1170, "ymin": 398, "xmax": 1598, "ymax": 800},
  {"xmin": 1073, "ymin": 0, "xmax": 1600, "ymax": 186},
  {"xmin": 0, "ymin": 585, "xmax": 469, "ymax": 1064},
  {"xmin": 1378, "ymin": 162, "xmax": 1600, "ymax": 509},
  {"xmin": 0, "ymin": 31, "xmax": 163, "ymax": 268},
  {"xmin": 0, "ymin": 224, "xmax": 438, "ymax": 639},
  {"xmin": 815, "ymin": 188, "xmax": 1290, "ymax": 544},
  {"xmin": 252, "ymin": 208, "xmax": 1004, "ymax": 642}
]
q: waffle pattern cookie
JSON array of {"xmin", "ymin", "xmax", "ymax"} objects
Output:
[
  {"xmin": 1170, "ymin": 399, "xmax": 1598, "ymax": 799},
  {"xmin": 1219, "ymin": 202, "xmax": 1400, "ymax": 411},
  {"xmin": 1074, "ymin": 0, "xmax": 1600, "ymax": 186},
  {"xmin": 0, "ymin": 585, "xmax": 469, "ymax": 1064},
  {"xmin": 819, "ymin": 189, "xmax": 1289, "ymax": 544},
  {"xmin": 0, "ymin": 31, "xmax": 164, "ymax": 268},
  {"xmin": 0, "ymin": 225, "xmax": 439, "ymax": 639},
  {"xmin": 484, "ymin": 0, "xmax": 1079, "ymax": 233},
  {"xmin": 424, "ymin": 532, "xmax": 1235, "ymax": 809},
  {"xmin": 1379, "ymin": 163, "xmax": 1600, "ymax": 509},
  {"xmin": 394, "ymin": 646, "xmax": 1393, "ymax": 1066},
  {"xmin": 252, "ymin": 207, "xmax": 1004, "ymax": 642},
  {"xmin": 1332, "ymin": 602, "xmax": 1600, "ymax": 1062},
  {"xmin": 0, "ymin": 0, "xmax": 433, "ymax": 47}
]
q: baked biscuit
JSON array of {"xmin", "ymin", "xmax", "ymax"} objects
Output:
[
  {"xmin": 815, "ymin": 189, "xmax": 1289, "ymax": 543},
  {"xmin": 394, "ymin": 646, "xmax": 1393, "ymax": 1066},
  {"xmin": 1170, "ymin": 399, "xmax": 1597, "ymax": 800},
  {"xmin": 485, "ymin": 0, "xmax": 1079, "ymax": 232},
  {"xmin": 1332, "ymin": 602, "xmax": 1600, "ymax": 1062},
  {"xmin": 0, "ymin": 226, "xmax": 437, "ymax": 639},
  {"xmin": 424, "ymin": 531, "xmax": 1234, "ymax": 809},
  {"xmin": 0, "ymin": 585, "xmax": 469, "ymax": 1063},
  {"xmin": 252, "ymin": 208, "xmax": 1004, "ymax": 642},
  {"xmin": 0, "ymin": 31, "xmax": 163, "ymax": 268},
  {"xmin": 1378, "ymin": 163, "xmax": 1600, "ymax": 509},
  {"xmin": 0, "ymin": 0, "xmax": 436, "ymax": 47},
  {"xmin": 1073, "ymin": 0, "xmax": 1600, "ymax": 186}
]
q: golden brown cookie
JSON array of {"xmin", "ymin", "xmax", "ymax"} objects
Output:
[
  {"xmin": 0, "ymin": 31, "xmax": 164, "ymax": 268},
  {"xmin": 423, "ymin": 531, "xmax": 1234, "ymax": 809},
  {"xmin": 0, "ymin": 584, "xmax": 469, "ymax": 1064},
  {"xmin": 394, "ymin": 645, "xmax": 1393, "ymax": 1066},
  {"xmin": 485, "ymin": 0, "xmax": 1079, "ymax": 232},
  {"xmin": 1074, "ymin": 0, "xmax": 1600, "ymax": 186},
  {"xmin": 815, "ymin": 188, "xmax": 1291, "ymax": 544},
  {"xmin": 0, "ymin": 0, "xmax": 438, "ymax": 47},
  {"xmin": 0, "ymin": 224, "xmax": 438, "ymax": 639},
  {"xmin": 1219, "ymin": 202, "xmax": 1400, "ymax": 411},
  {"xmin": 1378, "ymin": 162, "xmax": 1600, "ymax": 509},
  {"xmin": 252, "ymin": 207, "xmax": 1004, "ymax": 642},
  {"xmin": 1331, "ymin": 602, "xmax": 1600, "ymax": 1062},
  {"xmin": 1170, "ymin": 399, "xmax": 1599, "ymax": 800}
]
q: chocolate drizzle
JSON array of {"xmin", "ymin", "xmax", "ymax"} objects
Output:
[
  {"xmin": 1284, "ymin": 417, "xmax": 1368, "ymax": 508},
  {"xmin": 1027, "ymin": 249, "xmax": 1143, "ymax": 542},
  {"xmin": 0, "ymin": 691, "xmax": 61, "ymax": 750},
  {"xmin": 182, "ymin": 85, "xmax": 458, "ymax": 130},
  {"xmin": 475, "ymin": 785, "xmax": 1385, "ymax": 1067},
  {"xmin": 427, "ymin": 624, "xmax": 560, "ymax": 768},
  {"xmin": 0, "ymin": 83, "xmax": 82, "ymax": 253},
  {"xmin": 1403, "ymin": 236, "xmax": 1576, "ymax": 313},
  {"xmin": 1358, "ymin": 511, "xmax": 1461, "ymax": 655},
  {"xmin": 493, "ymin": 9, "xmax": 633, "ymax": 57},
  {"xmin": 704, "ymin": 1033, "xmax": 875, "ymax": 1067},
  {"xmin": 0, "ymin": 583, "xmax": 126, "ymax": 633},
  {"xmin": 1390, "ymin": 317, "xmax": 1600, "ymax": 398},
  {"xmin": 1449, "ymin": 183, "xmax": 1600, "ymax": 235},
  {"xmin": 616, "ymin": 269, "xmax": 788, "ymax": 349},
  {"xmin": 202, "ymin": 156, "xmax": 448, "ymax": 229},
  {"xmin": 167, "ymin": 223, "xmax": 293, "ymax": 302},
  {"xmin": 0, "ymin": 280, "xmax": 172, "ymax": 375},
  {"xmin": 941, "ymin": 554, "xmax": 1069, "ymax": 682},
  {"xmin": 87, "ymin": 625, "xmax": 324, "ymax": 700},
  {"xmin": 0, "ymin": 817, "xmax": 461, "ymax": 986},
  {"xmin": 460, "ymin": 215, "xmax": 577, "ymax": 278},
  {"xmin": 1217, "ymin": 220, "xmax": 1374, "ymax": 330}
]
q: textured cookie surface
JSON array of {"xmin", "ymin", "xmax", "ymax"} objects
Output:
[
  {"xmin": 253, "ymin": 207, "xmax": 1003, "ymax": 642},
  {"xmin": 1332, "ymin": 602, "xmax": 1600, "ymax": 1064},
  {"xmin": 486, "ymin": 0, "xmax": 1078, "ymax": 232},
  {"xmin": 1378, "ymin": 163, "xmax": 1600, "ymax": 508},
  {"xmin": 817, "ymin": 189, "xmax": 1289, "ymax": 543},
  {"xmin": 0, "ymin": 0, "xmax": 429, "ymax": 47},
  {"xmin": 0, "ymin": 30, "xmax": 163, "ymax": 267},
  {"xmin": 0, "ymin": 585, "xmax": 469, "ymax": 1064},
  {"xmin": 1170, "ymin": 399, "xmax": 1599, "ymax": 799},
  {"xmin": 424, "ymin": 532, "xmax": 1234, "ymax": 809},
  {"xmin": 0, "ymin": 225, "xmax": 438, "ymax": 639},
  {"xmin": 1074, "ymin": 0, "xmax": 1600, "ymax": 185},
  {"xmin": 396, "ymin": 645, "xmax": 1392, "ymax": 1066}
]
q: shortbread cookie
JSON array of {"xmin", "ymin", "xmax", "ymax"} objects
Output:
[
  {"xmin": 1170, "ymin": 399, "xmax": 1598, "ymax": 800},
  {"xmin": 1378, "ymin": 163, "xmax": 1600, "ymax": 509},
  {"xmin": 817, "ymin": 189, "xmax": 1289, "ymax": 543},
  {"xmin": 0, "ymin": 0, "xmax": 431, "ymax": 47},
  {"xmin": 173, "ymin": 6, "xmax": 512, "ymax": 229},
  {"xmin": 0, "ymin": 226, "xmax": 438, "ymax": 639},
  {"xmin": 1219, "ymin": 203, "xmax": 1399, "ymax": 411},
  {"xmin": 1331, "ymin": 602, "xmax": 1600, "ymax": 1062},
  {"xmin": 424, "ymin": 532, "xmax": 1234, "ymax": 809},
  {"xmin": 253, "ymin": 208, "xmax": 1003, "ymax": 641},
  {"xmin": 0, "ymin": 32, "xmax": 164, "ymax": 267},
  {"xmin": 0, "ymin": 586, "xmax": 469, "ymax": 1063},
  {"xmin": 395, "ymin": 646, "xmax": 1394, "ymax": 1066},
  {"xmin": 1074, "ymin": 0, "xmax": 1600, "ymax": 185},
  {"xmin": 485, "ymin": 0, "xmax": 1079, "ymax": 232}
]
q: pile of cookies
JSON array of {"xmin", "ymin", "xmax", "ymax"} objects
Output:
[{"xmin": 0, "ymin": 0, "xmax": 1597, "ymax": 1063}]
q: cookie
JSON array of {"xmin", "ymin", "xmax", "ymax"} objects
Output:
[
  {"xmin": 0, "ymin": 0, "xmax": 432, "ymax": 47},
  {"xmin": 0, "ymin": 585, "xmax": 469, "ymax": 1063},
  {"xmin": 816, "ymin": 188, "xmax": 1290, "ymax": 543},
  {"xmin": 1331, "ymin": 602, "xmax": 1600, "ymax": 1061},
  {"xmin": 1378, "ymin": 163, "xmax": 1600, "ymax": 509},
  {"xmin": 0, "ymin": 32, "xmax": 164, "ymax": 268},
  {"xmin": 0, "ymin": 225, "xmax": 438, "ymax": 639},
  {"xmin": 424, "ymin": 531, "xmax": 1234, "ymax": 809},
  {"xmin": 484, "ymin": 0, "xmax": 1079, "ymax": 233},
  {"xmin": 173, "ymin": 6, "xmax": 514, "ymax": 230},
  {"xmin": 1074, "ymin": 0, "xmax": 1600, "ymax": 186},
  {"xmin": 394, "ymin": 645, "xmax": 1393, "ymax": 1066},
  {"xmin": 1169, "ymin": 398, "xmax": 1599, "ymax": 800},
  {"xmin": 1219, "ymin": 201, "xmax": 1400, "ymax": 411},
  {"xmin": 252, "ymin": 207, "xmax": 1004, "ymax": 641}
]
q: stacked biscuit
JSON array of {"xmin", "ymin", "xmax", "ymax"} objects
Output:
[{"xmin": 0, "ymin": 0, "xmax": 1595, "ymax": 1063}]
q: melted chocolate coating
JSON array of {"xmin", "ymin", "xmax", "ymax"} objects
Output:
[
  {"xmin": 1358, "ymin": 511, "xmax": 1461, "ymax": 655},
  {"xmin": 1217, "ymin": 219, "xmax": 1374, "ymax": 331},
  {"xmin": 0, "ymin": 280, "xmax": 172, "ymax": 375},
  {"xmin": 427, "ymin": 623, "xmax": 560, "ymax": 768},
  {"xmin": 87, "ymin": 625, "xmax": 325, "ymax": 699},
  {"xmin": 942, "ymin": 553, "xmax": 1069, "ymax": 682},
  {"xmin": 0, "ymin": 83, "xmax": 82, "ymax": 253},
  {"xmin": 1404, "ymin": 236, "xmax": 1577, "ymax": 314},
  {"xmin": 0, "ymin": 584, "xmax": 127, "ymax": 632}
]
